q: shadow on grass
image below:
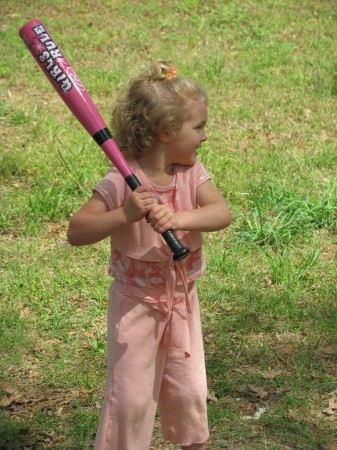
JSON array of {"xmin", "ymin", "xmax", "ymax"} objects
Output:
[{"xmin": 0, "ymin": 415, "xmax": 32, "ymax": 450}]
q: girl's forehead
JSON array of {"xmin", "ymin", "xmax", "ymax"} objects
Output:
[
  {"xmin": 185, "ymin": 96, "xmax": 207, "ymax": 107},
  {"xmin": 184, "ymin": 98, "xmax": 208, "ymax": 119}
]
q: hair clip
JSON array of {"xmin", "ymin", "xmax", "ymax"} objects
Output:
[{"xmin": 165, "ymin": 66, "xmax": 177, "ymax": 80}]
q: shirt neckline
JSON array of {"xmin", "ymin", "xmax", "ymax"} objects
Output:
[{"xmin": 132, "ymin": 159, "xmax": 177, "ymax": 192}]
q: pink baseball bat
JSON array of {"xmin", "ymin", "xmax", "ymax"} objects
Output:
[{"xmin": 19, "ymin": 19, "xmax": 190, "ymax": 261}]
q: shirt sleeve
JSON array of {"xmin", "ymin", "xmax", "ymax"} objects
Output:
[
  {"xmin": 93, "ymin": 167, "xmax": 126, "ymax": 210},
  {"xmin": 195, "ymin": 160, "xmax": 211, "ymax": 188}
]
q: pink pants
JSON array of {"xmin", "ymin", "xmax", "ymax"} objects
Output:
[{"xmin": 94, "ymin": 279, "xmax": 209, "ymax": 449}]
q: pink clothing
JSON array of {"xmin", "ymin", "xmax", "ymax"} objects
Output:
[
  {"xmin": 94, "ymin": 280, "xmax": 209, "ymax": 450},
  {"xmin": 93, "ymin": 160, "xmax": 211, "ymax": 447},
  {"xmin": 94, "ymin": 159, "xmax": 211, "ymax": 263},
  {"xmin": 94, "ymin": 160, "xmax": 211, "ymax": 355}
]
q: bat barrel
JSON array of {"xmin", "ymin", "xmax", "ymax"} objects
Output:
[{"xmin": 19, "ymin": 20, "xmax": 107, "ymax": 136}]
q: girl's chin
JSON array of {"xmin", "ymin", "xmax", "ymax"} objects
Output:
[
  {"xmin": 174, "ymin": 160, "xmax": 196, "ymax": 167},
  {"xmin": 173, "ymin": 153, "xmax": 198, "ymax": 166}
]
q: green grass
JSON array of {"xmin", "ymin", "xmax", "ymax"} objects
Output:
[{"xmin": 1, "ymin": 1, "xmax": 337, "ymax": 448}]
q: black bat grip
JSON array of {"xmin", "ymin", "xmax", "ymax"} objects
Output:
[{"xmin": 125, "ymin": 174, "xmax": 190, "ymax": 261}]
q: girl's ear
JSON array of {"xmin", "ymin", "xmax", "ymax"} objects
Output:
[{"xmin": 158, "ymin": 123, "xmax": 171, "ymax": 142}]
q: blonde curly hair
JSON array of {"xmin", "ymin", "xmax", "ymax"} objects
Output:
[{"xmin": 110, "ymin": 60, "xmax": 208, "ymax": 159}]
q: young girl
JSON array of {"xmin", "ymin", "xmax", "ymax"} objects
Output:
[{"xmin": 67, "ymin": 60, "xmax": 231, "ymax": 450}]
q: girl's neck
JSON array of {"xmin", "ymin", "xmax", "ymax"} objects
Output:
[{"xmin": 137, "ymin": 147, "xmax": 174, "ymax": 186}]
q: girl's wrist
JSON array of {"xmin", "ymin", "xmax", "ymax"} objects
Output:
[
  {"xmin": 172, "ymin": 211, "xmax": 184, "ymax": 230},
  {"xmin": 117, "ymin": 206, "xmax": 131, "ymax": 225}
]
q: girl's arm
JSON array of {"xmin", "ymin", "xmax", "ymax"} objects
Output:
[
  {"xmin": 67, "ymin": 187, "xmax": 158, "ymax": 246},
  {"xmin": 149, "ymin": 180, "xmax": 231, "ymax": 233}
]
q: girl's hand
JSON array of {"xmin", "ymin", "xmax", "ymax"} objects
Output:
[
  {"xmin": 123, "ymin": 186, "xmax": 158, "ymax": 223},
  {"xmin": 148, "ymin": 203, "xmax": 176, "ymax": 234}
]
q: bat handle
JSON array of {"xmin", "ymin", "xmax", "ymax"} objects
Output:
[
  {"xmin": 162, "ymin": 230, "xmax": 191, "ymax": 261},
  {"xmin": 125, "ymin": 174, "xmax": 190, "ymax": 261}
]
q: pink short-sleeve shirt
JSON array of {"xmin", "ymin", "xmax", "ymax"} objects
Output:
[{"xmin": 94, "ymin": 159, "xmax": 211, "ymax": 288}]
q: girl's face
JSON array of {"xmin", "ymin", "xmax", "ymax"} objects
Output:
[{"xmin": 165, "ymin": 97, "xmax": 208, "ymax": 166}]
